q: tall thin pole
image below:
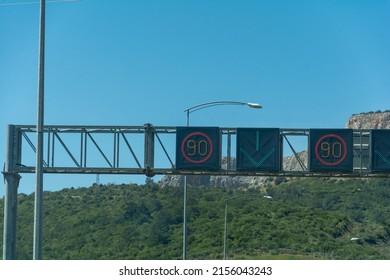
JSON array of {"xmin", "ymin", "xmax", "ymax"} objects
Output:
[
  {"xmin": 33, "ymin": 0, "xmax": 45, "ymax": 260},
  {"xmin": 183, "ymin": 175, "xmax": 188, "ymax": 260},
  {"xmin": 223, "ymin": 201, "xmax": 228, "ymax": 260},
  {"xmin": 183, "ymin": 111, "xmax": 189, "ymax": 260}
]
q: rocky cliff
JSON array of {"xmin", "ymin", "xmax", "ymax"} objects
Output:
[
  {"xmin": 159, "ymin": 152, "xmax": 307, "ymax": 188},
  {"xmin": 159, "ymin": 111, "xmax": 389, "ymax": 188},
  {"xmin": 346, "ymin": 111, "xmax": 390, "ymax": 129},
  {"xmin": 159, "ymin": 157, "xmax": 287, "ymax": 188}
]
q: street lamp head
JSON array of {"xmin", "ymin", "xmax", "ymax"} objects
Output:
[{"xmin": 246, "ymin": 102, "xmax": 262, "ymax": 109}]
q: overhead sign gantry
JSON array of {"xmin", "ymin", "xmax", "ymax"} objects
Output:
[
  {"xmin": 3, "ymin": 124, "xmax": 390, "ymax": 259},
  {"xmin": 4, "ymin": 124, "xmax": 390, "ymax": 177}
]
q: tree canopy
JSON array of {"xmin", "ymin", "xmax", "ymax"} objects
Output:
[{"xmin": 1, "ymin": 178, "xmax": 390, "ymax": 260}]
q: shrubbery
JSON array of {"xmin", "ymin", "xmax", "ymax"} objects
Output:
[{"xmin": 1, "ymin": 178, "xmax": 390, "ymax": 259}]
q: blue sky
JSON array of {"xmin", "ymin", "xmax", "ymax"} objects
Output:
[{"xmin": 1, "ymin": 0, "xmax": 389, "ymax": 195}]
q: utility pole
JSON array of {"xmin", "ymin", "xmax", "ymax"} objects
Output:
[
  {"xmin": 33, "ymin": 0, "xmax": 80, "ymax": 260},
  {"xmin": 33, "ymin": 0, "xmax": 45, "ymax": 260}
]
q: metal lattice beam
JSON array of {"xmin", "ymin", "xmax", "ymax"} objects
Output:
[{"xmin": 5, "ymin": 124, "xmax": 390, "ymax": 178}]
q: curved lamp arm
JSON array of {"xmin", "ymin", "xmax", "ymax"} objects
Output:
[
  {"xmin": 184, "ymin": 100, "xmax": 261, "ymax": 113},
  {"xmin": 184, "ymin": 100, "xmax": 262, "ymax": 126},
  {"xmin": 184, "ymin": 101, "xmax": 263, "ymax": 126}
]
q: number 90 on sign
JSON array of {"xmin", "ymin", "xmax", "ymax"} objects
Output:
[
  {"xmin": 309, "ymin": 129, "xmax": 353, "ymax": 172},
  {"xmin": 315, "ymin": 134, "xmax": 347, "ymax": 165},
  {"xmin": 182, "ymin": 132, "xmax": 213, "ymax": 163},
  {"xmin": 176, "ymin": 127, "xmax": 220, "ymax": 170}
]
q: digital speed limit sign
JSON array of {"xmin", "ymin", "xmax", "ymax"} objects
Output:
[
  {"xmin": 309, "ymin": 129, "xmax": 353, "ymax": 172},
  {"xmin": 176, "ymin": 127, "xmax": 220, "ymax": 170}
]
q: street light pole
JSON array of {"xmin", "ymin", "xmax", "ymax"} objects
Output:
[
  {"xmin": 182, "ymin": 110, "xmax": 190, "ymax": 260},
  {"xmin": 223, "ymin": 201, "xmax": 228, "ymax": 260},
  {"xmin": 33, "ymin": 0, "xmax": 45, "ymax": 260},
  {"xmin": 182, "ymin": 100, "xmax": 261, "ymax": 260}
]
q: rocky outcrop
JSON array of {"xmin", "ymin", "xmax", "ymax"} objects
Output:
[
  {"xmin": 283, "ymin": 150, "xmax": 308, "ymax": 171},
  {"xmin": 159, "ymin": 152, "xmax": 306, "ymax": 188},
  {"xmin": 159, "ymin": 172, "xmax": 281, "ymax": 189},
  {"xmin": 159, "ymin": 157, "xmax": 269, "ymax": 188},
  {"xmin": 346, "ymin": 111, "xmax": 390, "ymax": 129}
]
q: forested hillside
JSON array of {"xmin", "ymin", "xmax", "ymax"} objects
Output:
[{"xmin": 1, "ymin": 178, "xmax": 390, "ymax": 260}]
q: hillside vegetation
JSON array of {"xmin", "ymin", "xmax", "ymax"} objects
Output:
[{"xmin": 1, "ymin": 178, "xmax": 390, "ymax": 260}]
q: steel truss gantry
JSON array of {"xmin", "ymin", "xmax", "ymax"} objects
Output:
[
  {"xmin": 3, "ymin": 124, "xmax": 390, "ymax": 259},
  {"xmin": 5, "ymin": 124, "xmax": 388, "ymax": 176}
]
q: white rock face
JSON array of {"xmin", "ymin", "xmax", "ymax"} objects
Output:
[{"xmin": 346, "ymin": 111, "xmax": 390, "ymax": 129}]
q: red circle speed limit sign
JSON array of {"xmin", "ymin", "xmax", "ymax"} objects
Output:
[{"xmin": 176, "ymin": 127, "xmax": 220, "ymax": 170}]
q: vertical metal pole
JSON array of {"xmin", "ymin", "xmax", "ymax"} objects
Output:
[
  {"xmin": 115, "ymin": 129, "xmax": 120, "ymax": 168},
  {"xmin": 113, "ymin": 130, "xmax": 117, "ymax": 168},
  {"xmin": 2, "ymin": 174, "xmax": 20, "ymax": 260},
  {"xmin": 183, "ymin": 111, "xmax": 189, "ymax": 260},
  {"xmin": 46, "ymin": 130, "xmax": 50, "ymax": 167},
  {"xmin": 83, "ymin": 130, "xmax": 88, "ymax": 168},
  {"xmin": 227, "ymin": 130, "xmax": 231, "ymax": 170},
  {"xmin": 51, "ymin": 130, "xmax": 55, "ymax": 167},
  {"xmin": 3, "ymin": 125, "xmax": 21, "ymax": 260},
  {"xmin": 360, "ymin": 129, "xmax": 363, "ymax": 176},
  {"xmin": 223, "ymin": 201, "xmax": 228, "ymax": 260},
  {"xmin": 33, "ymin": 0, "xmax": 45, "ymax": 260},
  {"xmin": 183, "ymin": 177, "xmax": 188, "ymax": 260},
  {"xmin": 144, "ymin": 123, "xmax": 155, "ymax": 177}
]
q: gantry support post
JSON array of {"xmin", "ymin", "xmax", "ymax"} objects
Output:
[
  {"xmin": 144, "ymin": 123, "xmax": 155, "ymax": 177},
  {"xmin": 3, "ymin": 125, "xmax": 21, "ymax": 260}
]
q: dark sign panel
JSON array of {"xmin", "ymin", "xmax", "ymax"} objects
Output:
[
  {"xmin": 236, "ymin": 128, "xmax": 281, "ymax": 172},
  {"xmin": 371, "ymin": 130, "xmax": 390, "ymax": 172},
  {"xmin": 309, "ymin": 129, "xmax": 353, "ymax": 172},
  {"xmin": 176, "ymin": 127, "xmax": 220, "ymax": 170}
]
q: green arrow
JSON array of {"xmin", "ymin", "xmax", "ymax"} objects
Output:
[
  {"xmin": 240, "ymin": 147, "xmax": 275, "ymax": 167},
  {"xmin": 375, "ymin": 149, "xmax": 390, "ymax": 167}
]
